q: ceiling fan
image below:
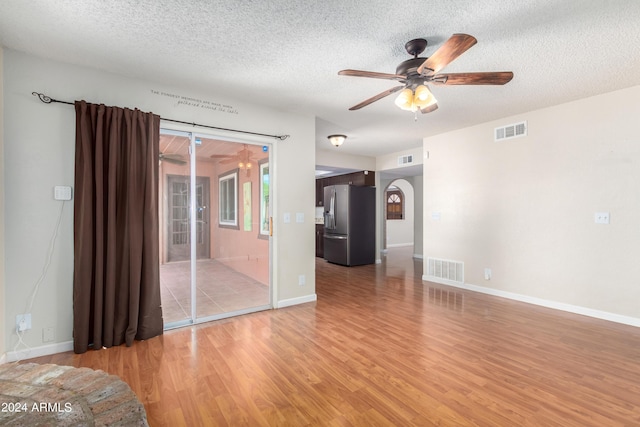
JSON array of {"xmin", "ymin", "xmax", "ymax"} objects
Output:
[
  {"xmin": 338, "ymin": 33, "xmax": 513, "ymax": 113},
  {"xmin": 211, "ymin": 144, "xmax": 255, "ymax": 175}
]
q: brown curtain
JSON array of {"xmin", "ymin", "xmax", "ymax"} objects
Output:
[{"xmin": 73, "ymin": 100, "xmax": 163, "ymax": 354}]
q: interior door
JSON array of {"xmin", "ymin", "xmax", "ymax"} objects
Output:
[{"xmin": 167, "ymin": 175, "xmax": 210, "ymax": 262}]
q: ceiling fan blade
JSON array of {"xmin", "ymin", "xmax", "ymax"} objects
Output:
[
  {"xmin": 421, "ymin": 103, "xmax": 439, "ymax": 114},
  {"xmin": 432, "ymin": 72, "xmax": 514, "ymax": 85},
  {"xmin": 164, "ymin": 158, "xmax": 187, "ymax": 165},
  {"xmin": 348, "ymin": 86, "xmax": 405, "ymax": 110},
  {"xmin": 210, "ymin": 154, "xmax": 233, "ymax": 158},
  {"xmin": 417, "ymin": 34, "xmax": 477, "ymax": 76},
  {"xmin": 339, "ymin": 69, "xmax": 406, "ymax": 81},
  {"xmin": 159, "ymin": 153, "xmax": 187, "ymax": 165}
]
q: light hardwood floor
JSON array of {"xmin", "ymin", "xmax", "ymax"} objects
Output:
[{"xmin": 25, "ymin": 248, "xmax": 640, "ymax": 426}]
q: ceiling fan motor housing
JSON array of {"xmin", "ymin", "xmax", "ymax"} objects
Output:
[
  {"xmin": 398, "ymin": 38, "xmax": 432, "ymax": 86},
  {"xmin": 396, "ymin": 57, "xmax": 432, "ymax": 90}
]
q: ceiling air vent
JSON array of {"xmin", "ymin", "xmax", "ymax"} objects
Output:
[
  {"xmin": 495, "ymin": 121, "xmax": 527, "ymax": 141},
  {"xmin": 398, "ymin": 154, "xmax": 414, "ymax": 166}
]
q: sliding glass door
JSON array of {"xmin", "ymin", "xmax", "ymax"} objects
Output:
[{"xmin": 159, "ymin": 129, "xmax": 272, "ymax": 329}]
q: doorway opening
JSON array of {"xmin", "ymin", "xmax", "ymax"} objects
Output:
[
  {"xmin": 384, "ymin": 179, "xmax": 415, "ymax": 250},
  {"xmin": 158, "ymin": 129, "xmax": 272, "ymax": 329}
]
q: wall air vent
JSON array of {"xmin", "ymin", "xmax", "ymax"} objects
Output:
[
  {"xmin": 426, "ymin": 257, "xmax": 464, "ymax": 284},
  {"xmin": 398, "ymin": 154, "xmax": 414, "ymax": 166},
  {"xmin": 495, "ymin": 121, "xmax": 527, "ymax": 141}
]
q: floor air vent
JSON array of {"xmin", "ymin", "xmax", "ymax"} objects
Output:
[
  {"xmin": 398, "ymin": 154, "xmax": 414, "ymax": 166},
  {"xmin": 495, "ymin": 121, "xmax": 527, "ymax": 141},
  {"xmin": 427, "ymin": 258, "xmax": 464, "ymax": 284}
]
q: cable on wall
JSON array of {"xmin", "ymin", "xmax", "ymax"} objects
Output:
[
  {"xmin": 31, "ymin": 92, "xmax": 291, "ymax": 141},
  {"xmin": 12, "ymin": 200, "xmax": 67, "ymax": 362}
]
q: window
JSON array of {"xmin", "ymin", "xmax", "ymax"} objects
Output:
[
  {"xmin": 219, "ymin": 170, "xmax": 238, "ymax": 228},
  {"xmin": 386, "ymin": 189, "xmax": 404, "ymax": 220}
]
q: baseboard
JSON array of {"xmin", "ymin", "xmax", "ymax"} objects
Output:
[
  {"xmin": 0, "ymin": 352, "xmax": 7, "ymax": 365},
  {"xmin": 276, "ymin": 294, "xmax": 317, "ymax": 308},
  {"xmin": 423, "ymin": 276, "xmax": 640, "ymax": 328},
  {"xmin": 413, "ymin": 254, "xmax": 423, "ymax": 260},
  {"xmin": 387, "ymin": 243, "xmax": 414, "ymax": 248},
  {"xmin": 6, "ymin": 341, "xmax": 74, "ymax": 363}
]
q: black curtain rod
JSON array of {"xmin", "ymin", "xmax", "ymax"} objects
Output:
[{"xmin": 32, "ymin": 92, "xmax": 290, "ymax": 141}]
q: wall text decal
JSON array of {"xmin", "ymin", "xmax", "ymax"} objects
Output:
[{"xmin": 150, "ymin": 89, "xmax": 239, "ymax": 115}]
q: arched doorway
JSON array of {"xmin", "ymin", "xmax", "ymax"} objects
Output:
[{"xmin": 384, "ymin": 179, "xmax": 415, "ymax": 251}]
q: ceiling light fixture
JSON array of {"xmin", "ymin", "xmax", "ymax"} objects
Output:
[
  {"xmin": 327, "ymin": 134, "xmax": 347, "ymax": 147},
  {"xmin": 394, "ymin": 85, "xmax": 437, "ymax": 112}
]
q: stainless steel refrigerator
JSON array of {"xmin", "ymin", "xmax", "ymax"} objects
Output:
[{"xmin": 323, "ymin": 184, "xmax": 376, "ymax": 266}]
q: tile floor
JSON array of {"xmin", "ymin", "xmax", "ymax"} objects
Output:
[{"xmin": 160, "ymin": 258, "xmax": 270, "ymax": 325}]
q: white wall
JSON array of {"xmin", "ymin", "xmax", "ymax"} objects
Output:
[
  {"xmin": 3, "ymin": 49, "xmax": 316, "ymax": 357},
  {"xmin": 423, "ymin": 85, "xmax": 640, "ymax": 323},
  {"xmin": 316, "ymin": 148, "xmax": 375, "ymax": 171},
  {"xmin": 412, "ymin": 175, "xmax": 423, "ymax": 257},
  {"xmin": 385, "ymin": 179, "xmax": 414, "ymax": 247},
  {"xmin": 376, "ymin": 146, "xmax": 423, "ymax": 171},
  {"xmin": 0, "ymin": 46, "xmax": 6, "ymax": 362}
]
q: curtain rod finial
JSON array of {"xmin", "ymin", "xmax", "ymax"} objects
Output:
[{"xmin": 32, "ymin": 92, "xmax": 53, "ymax": 104}]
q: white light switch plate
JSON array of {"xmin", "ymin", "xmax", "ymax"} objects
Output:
[
  {"xmin": 296, "ymin": 213, "xmax": 304, "ymax": 223},
  {"xmin": 283, "ymin": 212, "xmax": 291, "ymax": 223},
  {"xmin": 54, "ymin": 186, "xmax": 73, "ymax": 201}
]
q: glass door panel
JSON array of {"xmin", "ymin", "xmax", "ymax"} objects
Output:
[
  {"xmin": 194, "ymin": 136, "xmax": 271, "ymax": 320},
  {"xmin": 159, "ymin": 130, "xmax": 193, "ymax": 327},
  {"xmin": 159, "ymin": 129, "xmax": 272, "ymax": 329}
]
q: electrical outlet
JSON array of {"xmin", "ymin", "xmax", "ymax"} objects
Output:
[
  {"xmin": 298, "ymin": 274, "xmax": 306, "ymax": 286},
  {"xmin": 43, "ymin": 327, "xmax": 55, "ymax": 343},
  {"xmin": 484, "ymin": 268, "xmax": 492, "ymax": 280},
  {"xmin": 594, "ymin": 212, "xmax": 610, "ymax": 224},
  {"xmin": 16, "ymin": 314, "xmax": 32, "ymax": 333}
]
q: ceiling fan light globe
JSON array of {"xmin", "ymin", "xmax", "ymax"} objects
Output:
[
  {"xmin": 394, "ymin": 88, "xmax": 414, "ymax": 110},
  {"xmin": 414, "ymin": 85, "xmax": 430, "ymax": 101},
  {"xmin": 414, "ymin": 85, "xmax": 437, "ymax": 109}
]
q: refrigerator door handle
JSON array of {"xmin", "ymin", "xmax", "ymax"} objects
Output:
[
  {"xmin": 324, "ymin": 234, "xmax": 347, "ymax": 240},
  {"xmin": 327, "ymin": 188, "xmax": 336, "ymax": 229},
  {"xmin": 332, "ymin": 189, "xmax": 336, "ymax": 229}
]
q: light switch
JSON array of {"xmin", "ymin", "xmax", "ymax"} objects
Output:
[
  {"xmin": 296, "ymin": 213, "xmax": 304, "ymax": 223},
  {"xmin": 283, "ymin": 212, "xmax": 291, "ymax": 223},
  {"xmin": 54, "ymin": 186, "xmax": 73, "ymax": 201}
]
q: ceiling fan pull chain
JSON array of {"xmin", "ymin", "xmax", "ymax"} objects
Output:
[{"xmin": 414, "ymin": 111, "xmax": 418, "ymax": 122}]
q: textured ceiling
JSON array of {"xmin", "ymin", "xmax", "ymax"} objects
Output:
[{"xmin": 1, "ymin": 1, "xmax": 640, "ymax": 158}]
